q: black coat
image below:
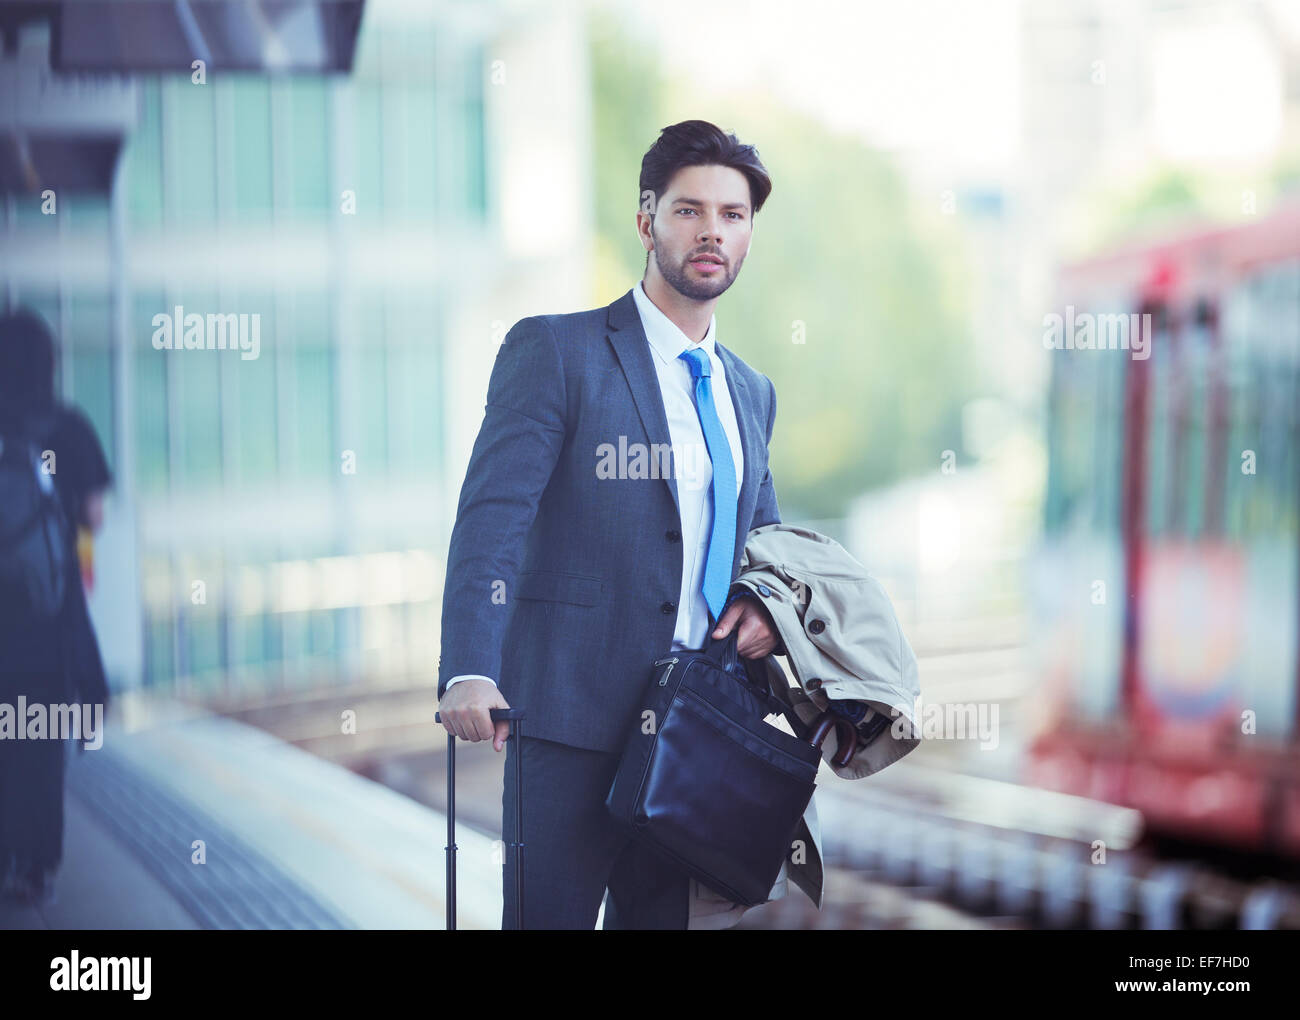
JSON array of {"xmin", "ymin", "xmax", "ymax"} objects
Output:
[{"xmin": 0, "ymin": 402, "xmax": 112, "ymax": 876}]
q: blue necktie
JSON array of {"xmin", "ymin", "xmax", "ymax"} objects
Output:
[{"xmin": 678, "ymin": 346, "xmax": 737, "ymax": 625}]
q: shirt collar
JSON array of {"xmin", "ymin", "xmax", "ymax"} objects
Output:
[{"xmin": 632, "ymin": 279, "xmax": 718, "ymax": 369}]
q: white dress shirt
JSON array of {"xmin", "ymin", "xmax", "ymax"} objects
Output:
[{"xmin": 445, "ymin": 279, "xmax": 744, "ymax": 692}]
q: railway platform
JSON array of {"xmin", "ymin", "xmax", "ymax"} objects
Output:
[{"xmin": 0, "ymin": 701, "xmax": 501, "ymax": 929}]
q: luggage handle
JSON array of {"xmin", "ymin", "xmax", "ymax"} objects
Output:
[{"xmin": 434, "ymin": 707, "xmax": 526, "ymax": 930}]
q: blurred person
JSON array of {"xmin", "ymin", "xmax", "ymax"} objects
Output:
[
  {"xmin": 436, "ymin": 120, "xmax": 784, "ymax": 928},
  {"xmin": 0, "ymin": 307, "xmax": 112, "ymax": 906}
]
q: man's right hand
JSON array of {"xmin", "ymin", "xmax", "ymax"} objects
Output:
[{"xmin": 438, "ymin": 679, "xmax": 512, "ymax": 751}]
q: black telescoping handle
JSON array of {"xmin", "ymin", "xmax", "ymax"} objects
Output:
[{"xmin": 434, "ymin": 708, "xmax": 526, "ymax": 930}]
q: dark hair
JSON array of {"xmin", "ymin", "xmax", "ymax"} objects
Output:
[
  {"xmin": 639, "ymin": 120, "xmax": 772, "ymax": 221},
  {"xmin": 0, "ymin": 306, "xmax": 58, "ymax": 416}
]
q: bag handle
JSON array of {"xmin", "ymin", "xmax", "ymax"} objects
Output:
[
  {"xmin": 704, "ymin": 628, "xmax": 741, "ymax": 675},
  {"xmin": 705, "ymin": 629, "xmax": 794, "ymax": 717},
  {"xmin": 702, "ymin": 628, "xmax": 859, "ymax": 766}
]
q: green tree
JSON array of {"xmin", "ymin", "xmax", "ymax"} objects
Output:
[{"xmin": 589, "ymin": 11, "xmax": 974, "ymax": 520}]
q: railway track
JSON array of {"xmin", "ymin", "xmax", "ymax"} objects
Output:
[
  {"xmin": 741, "ymin": 761, "xmax": 1300, "ymax": 930},
  {"xmin": 198, "ymin": 642, "xmax": 1300, "ymax": 930}
]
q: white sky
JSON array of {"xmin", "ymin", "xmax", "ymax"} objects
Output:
[
  {"xmin": 617, "ymin": 0, "xmax": 1022, "ymax": 174},
  {"xmin": 611, "ymin": 0, "xmax": 1295, "ymax": 176}
]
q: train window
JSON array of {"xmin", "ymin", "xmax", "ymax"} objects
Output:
[
  {"xmin": 1092, "ymin": 334, "xmax": 1125, "ymax": 533},
  {"xmin": 1043, "ymin": 354, "xmax": 1083, "ymax": 533},
  {"xmin": 1178, "ymin": 305, "xmax": 1213, "ymax": 540},
  {"xmin": 1043, "ymin": 290, "xmax": 1128, "ymax": 538},
  {"xmin": 1222, "ymin": 282, "xmax": 1255, "ymax": 541},
  {"xmin": 1225, "ymin": 263, "xmax": 1300, "ymax": 538},
  {"xmin": 1144, "ymin": 308, "xmax": 1174, "ymax": 538},
  {"xmin": 1140, "ymin": 300, "xmax": 1215, "ymax": 542},
  {"xmin": 1221, "ymin": 258, "xmax": 1300, "ymax": 739},
  {"xmin": 1042, "ymin": 366, "xmax": 1068, "ymax": 532}
]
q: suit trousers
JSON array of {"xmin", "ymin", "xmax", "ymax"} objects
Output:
[{"xmin": 500, "ymin": 733, "xmax": 690, "ymax": 929}]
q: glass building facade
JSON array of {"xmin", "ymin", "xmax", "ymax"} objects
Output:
[{"xmin": 3, "ymin": 3, "xmax": 503, "ymax": 699}]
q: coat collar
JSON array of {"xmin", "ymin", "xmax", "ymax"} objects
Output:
[{"xmin": 631, "ymin": 278, "xmax": 718, "ymax": 366}]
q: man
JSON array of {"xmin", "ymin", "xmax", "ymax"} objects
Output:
[{"xmin": 436, "ymin": 120, "xmax": 784, "ymax": 929}]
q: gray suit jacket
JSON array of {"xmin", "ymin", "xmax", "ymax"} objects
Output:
[{"xmin": 436, "ymin": 286, "xmax": 781, "ymax": 752}]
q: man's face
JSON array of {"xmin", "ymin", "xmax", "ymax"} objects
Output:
[{"xmin": 642, "ymin": 164, "xmax": 753, "ymax": 301}]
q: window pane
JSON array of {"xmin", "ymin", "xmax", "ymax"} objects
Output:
[
  {"xmin": 403, "ymin": 86, "xmax": 435, "ymax": 216},
  {"xmin": 71, "ymin": 348, "xmax": 115, "ymax": 478},
  {"xmin": 127, "ymin": 80, "xmax": 163, "ymax": 227},
  {"xmin": 388, "ymin": 298, "xmax": 439, "ymax": 479},
  {"xmin": 233, "ymin": 610, "xmax": 268, "ymax": 670},
  {"xmin": 173, "ymin": 293, "xmax": 223, "ymax": 488},
  {"xmin": 352, "ymin": 294, "xmax": 389, "ymax": 475},
  {"xmin": 281, "ymin": 288, "xmax": 333, "ymax": 480},
  {"xmin": 234, "ymin": 300, "xmax": 278, "ymax": 485},
  {"xmin": 465, "ymin": 44, "xmax": 487, "ymax": 219},
  {"xmin": 67, "ymin": 294, "xmax": 116, "ymax": 476},
  {"xmin": 166, "ymin": 78, "xmax": 216, "ymax": 223},
  {"xmin": 292, "ymin": 347, "xmax": 334, "ymax": 478},
  {"xmin": 309, "ymin": 609, "xmax": 337, "ymax": 659},
  {"xmin": 13, "ymin": 188, "xmax": 57, "ymax": 228},
  {"xmin": 144, "ymin": 614, "xmax": 174, "ymax": 689},
  {"xmin": 285, "ymin": 79, "xmax": 330, "ymax": 215},
  {"xmin": 135, "ymin": 292, "xmax": 170, "ymax": 493},
  {"xmin": 185, "ymin": 612, "xmax": 223, "ymax": 679},
  {"xmin": 352, "ymin": 84, "xmax": 384, "ymax": 215},
  {"xmin": 65, "ymin": 194, "xmax": 110, "ymax": 234},
  {"xmin": 231, "ymin": 77, "xmax": 273, "ymax": 219}
]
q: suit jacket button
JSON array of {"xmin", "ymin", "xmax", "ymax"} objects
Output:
[
  {"xmin": 757, "ymin": 584, "xmax": 771, "ymax": 597},
  {"xmin": 665, "ymin": 529, "xmax": 681, "ymax": 542},
  {"xmin": 661, "ymin": 601, "xmax": 676, "ymax": 614},
  {"xmin": 808, "ymin": 618, "xmax": 826, "ymax": 635}
]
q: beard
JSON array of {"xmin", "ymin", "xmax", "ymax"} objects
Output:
[{"xmin": 654, "ymin": 242, "xmax": 742, "ymax": 301}]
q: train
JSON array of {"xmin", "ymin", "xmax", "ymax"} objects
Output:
[{"xmin": 1027, "ymin": 198, "xmax": 1300, "ymax": 860}]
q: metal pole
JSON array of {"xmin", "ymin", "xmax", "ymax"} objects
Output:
[
  {"xmin": 446, "ymin": 731, "xmax": 456, "ymax": 930},
  {"xmin": 436, "ymin": 708, "xmax": 524, "ymax": 929},
  {"xmin": 513, "ymin": 718, "xmax": 523, "ymax": 929}
]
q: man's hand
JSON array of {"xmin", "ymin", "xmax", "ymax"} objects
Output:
[
  {"xmin": 711, "ymin": 594, "xmax": 780, "ymax": 659},
  {"xmin": 438, "ymin": 679, "xmax": 512, "ymax": 751}
]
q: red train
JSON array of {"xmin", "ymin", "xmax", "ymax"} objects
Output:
[{"xmin": 1027, "ymin": 199, "xmax": 1300, "ymax": 858}]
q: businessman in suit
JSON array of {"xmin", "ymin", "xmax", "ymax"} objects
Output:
[{"xmin": 436, "ymin": 120, "xmax": 784, "ymax": 929}]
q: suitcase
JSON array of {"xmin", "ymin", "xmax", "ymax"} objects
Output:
[{"xmin": 433, "ymin": 707, "xmax": 526, "ymax": 930}]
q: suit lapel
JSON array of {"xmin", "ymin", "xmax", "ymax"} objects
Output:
[{"xmin": 607, "ymin": 289, "xmax": 682, "ymax": 522}]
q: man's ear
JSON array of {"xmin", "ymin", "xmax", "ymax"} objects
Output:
[{"xmin": 636, "ymin": 210, "xmax": 654, "ymax": 252}]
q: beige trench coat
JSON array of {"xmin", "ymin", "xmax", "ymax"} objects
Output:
[{"xmin": 687, "ymin": 523, "xmax": 921, "ymax": 928}]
